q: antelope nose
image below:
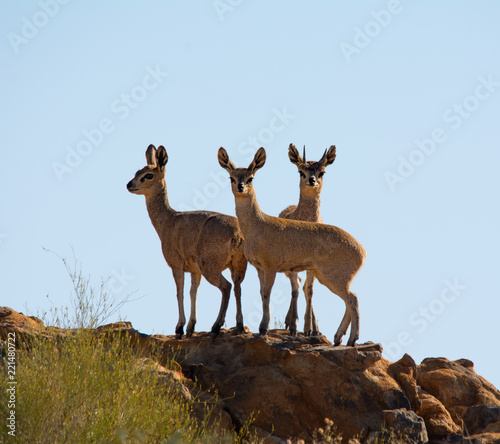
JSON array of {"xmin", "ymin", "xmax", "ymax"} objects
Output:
[
  {"xmin": 126, "ymin": 180, "xmax": 134, "ymax": 189},
  {"xmin": 237, "ymin": 182, "xmax": 245, "ymax": 192},
  {"xmin": 309, "ymin": 177, "xmax": 316, "ymax": 185}
]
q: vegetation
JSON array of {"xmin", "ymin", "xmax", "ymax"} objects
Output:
[
  {"xmin": 0, "ymin": 330, "xmax": 238, "ymax": 443},
  {"xmin": 0, "ymin": 253, "xmax": 353, "ymax": 443},
  {"xmin": 0, "ymin": 254, "xmax": 243, "ymax": 443}
]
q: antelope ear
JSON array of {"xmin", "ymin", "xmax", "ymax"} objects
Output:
[
  {"xmin": 146, "ymin": 144, "xmax": 157, "ymax": 167},
  {"xmin": 248, "ymin": 147, "xmax": 266, "ymax": 172},
  {"xmin": 156, "ymin": 146, "xmax": 168, "ymax": 169},
  {"xmin": 288, "ymin": 144, "xmax": 303, "ymax": 166},
  {"xmin": 218, "ymin": 147, "xmax": 236, "ymax": 172},
  {"xmin": 320, "ymin": 145, "xmax": 336, "ymax": 167}
]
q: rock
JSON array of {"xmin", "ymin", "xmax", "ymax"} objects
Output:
[
  {"xmin": 469, "ymin": 432, "xmax": 500, "ymax": 444},
  {"xmin": 484, "ymin": 422, "xmax": 500, "ymax": 433},
  {"xmin": 417, "ymin": 358, "xmax": 500, "ymax": 427},
  {"xmin": 439, "ymin": 433, "xmax": 500, "ymax": 444},
  {"xmin": 382, "ymin": 408, "xmax": 428, "ymax": 444},
  {"xmin": 155, "ymin": 332, "xmax": 408, "ymax": 441},
  {"xmin": 417, "ymin": 387, "xmax": 461, "ymax": 437},
  {"xmin": 96, "ymin": 321, "xmax": 133, "ymax": 331},
  {"xmin": 388, "ymin": 353, "xmax": 421, "ymax": 411},
  {"xmin": 2, "ymin": 306, "xmax": 500, "ymax": 443},
  {"xmin": 463, "ymin": 405, "xmax": 500, "ymax": 435},
  {"xmin": 0, "ymin": 306, "xmax": 44, "ymax": 344},
  {"xmin": 0, "ymin": 307, "xmax": 12, "ymax": 317}
]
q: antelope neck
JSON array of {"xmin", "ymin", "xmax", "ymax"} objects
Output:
[
  {"xmin": 145, "ymin": 182, "xmax": 175, "ymax": 234},
  {"xmin": 297, "ymin": 192, "xmax": 322, "ymax": 219},
  {"xmin": 233, "ymin": 190, "xmax": 265, "ymax": 232},
  {"xmin": 298, "ymin": 190, "xmax": 321, "ymax": 208}
]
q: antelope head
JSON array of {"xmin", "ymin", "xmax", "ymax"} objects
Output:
[
  {"xmin": 127, "ymin": 144, "xmax": 168, "ymax": 196},
  {"xmin": 287, "ymin": 144, "xmax": 336, "ymax": 195},
  {"xmin": 218, "ymin": 147, "xmax": 266, "ymax": 198}
]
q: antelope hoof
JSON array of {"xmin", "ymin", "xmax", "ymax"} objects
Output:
[
  {"xmin": 186, "ymin": 322, "xmax": 196, "ymax": 338},
  {"xmin": 289, "ymin": 329, "xmax": 297, "ymax": 336},
  {"xmin": 347, "ymin": 338, "xmax": 357, "ymax": 347},
  {"xmin": 210, "ymin": 323, "xmax": 222, "ymax": 339},
  {"xmin": 175, "ymin": 325, "xmax": 184, "ymax": 339},
  {"xmin": 312, "ymin": 330, "xmax": 319, "ymax": 337},
  {"xmin": 259, "ymin": 326, "xmax": 268, "ymax": 336},
  {"xmin": 236, "ymin": 322, "xmax": 244, "ymax": 334}
]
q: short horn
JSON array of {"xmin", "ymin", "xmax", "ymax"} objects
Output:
[{"xmin": 303, "ymin": 145, "xmax": 306, "ymax": 163}]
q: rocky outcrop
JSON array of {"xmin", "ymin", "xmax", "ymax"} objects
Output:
[
  {"xmin": 417, "ymin": 358, "xmax": 500, "ymax": 424},
  {"xmin": 463, "ymin": 405, "xmax": 500, "ymax": 441},
  {"xmin": 365, "ymin": 409, "xmax": 428, "ymax": 444},
  {"xmin": 2, "ymin": 307, "xmax": 500, "ymax": 443},
  {"xmin": 0, "ymin": 306, "xmax": 43, "ymax": 339}
]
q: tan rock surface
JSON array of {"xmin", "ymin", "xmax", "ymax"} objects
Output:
[
  {"xmin": 2, "ymin": 307, "xmax": 500, "ymax": 443},
  {"xmin": 417, "ymin": 357, "xmax": 500, "ymax": 428}
]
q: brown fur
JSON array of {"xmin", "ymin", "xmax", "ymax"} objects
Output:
[
  {"xmin": 218, "ymin": 146, "xmax": 365, "ymax": 346},
  {"xmin": 279, "ymin": 143, "xmax": 336, "ymax": 335},
  {"xmin": 127, "ymin": 145, "xmax": 247, "ymax": 338}
]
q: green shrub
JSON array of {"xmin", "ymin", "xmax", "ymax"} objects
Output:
[
  {"xmin": 0, "ymin": 328, "xmax": 234, "ymax": 443},
  {"xmin": 0, "ymin": 253, "xmax": 235, "ymax": 443},
  {"xmin": 0, "ymin": 253, "xmax": 345, "ymax": 443}
]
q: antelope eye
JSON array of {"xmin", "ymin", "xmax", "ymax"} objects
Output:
[
  {"xmin": 229, "ymin": 177, "xmax": 236, "ymax": 183},
  {"xmin": 299, "ymin": 171, "xmax": 306, "ymax": 179},
  {"xmin": 318, "ymin": 172, "xmax": 325, "ymax": 178},
  {"xmin": 140, "ymin": 173, "xmax": 155, "ymax": 183},
  {"xmin": 247, "ymin": 177, "xmax": 253, "ymax": 183}
]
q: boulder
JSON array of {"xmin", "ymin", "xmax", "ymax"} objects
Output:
[
  {"xmin": 417, "ymin": 358, "xmax": 500, "ymax": 427},
  {"xmin": 417, "ymin": 387, "xmax": 461, "ymax": 437},
  {"xmin": 463, "ymin": 405, "xmax": 500, "ymax": 436},
  {"xmin": 2, "ymin": 307, "xmax": 500, "ymax": 443},
  {"xmin": 367, "ymin": 409, "xmax": 428, "ymax": 444},
  {"xmin": 0, "ymin": 306, "xmax": 43, "ymax": 340}
]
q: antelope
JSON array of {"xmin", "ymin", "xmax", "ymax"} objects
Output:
[
  {"xmin": 280, "ymin": 144, "xmax": 336, "ymax": 336},
  {"xmin": 218, "ymin": 147, "xmax": 365, "ymax": 346},
  {"xmin": 127, "ymin": 145, "xmax": 247, "ymax": 339}
]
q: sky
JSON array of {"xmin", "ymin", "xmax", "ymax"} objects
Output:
[{"xmin": 1, "ymin": 1, "xmax": 499, "ymax": 388}]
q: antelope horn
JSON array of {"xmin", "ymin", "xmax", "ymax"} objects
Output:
[
  {"xmin": 321, "ymin": 148, "xmax": 328, "ymax": 161},
  {"xmin": 303, "ymin": 145, "xmax": 306, "ymax": 163}
]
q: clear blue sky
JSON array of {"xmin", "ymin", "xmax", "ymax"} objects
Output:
[{"xmin": 1, "ymin": 1, "xmax": 499, "ymax": 388}]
